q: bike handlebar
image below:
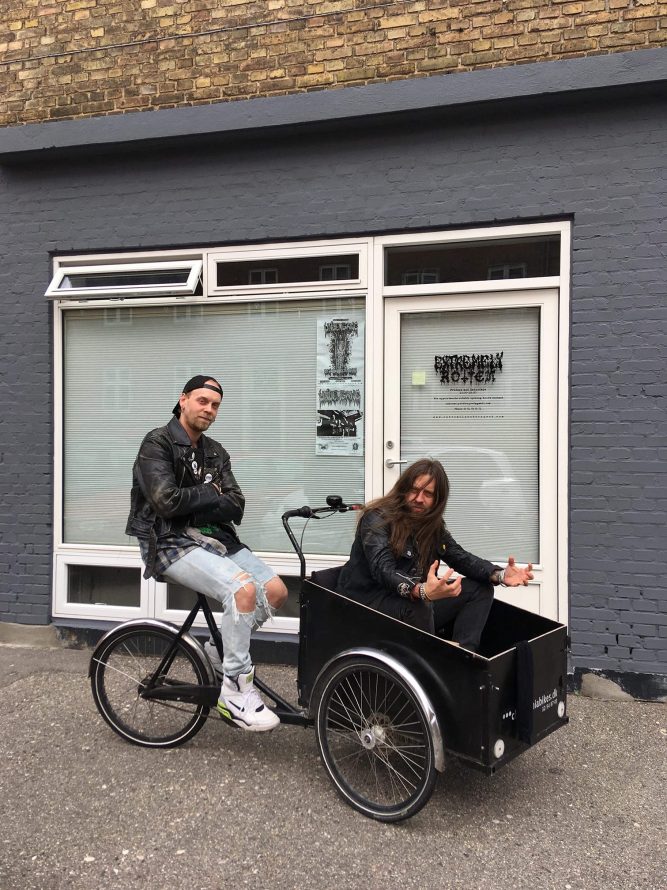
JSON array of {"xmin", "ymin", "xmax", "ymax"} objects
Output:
[
  {"xmin": 281, "ymin": 506, "xmax": 316, "ymax": 520},
  {"xmin": 281, "ymin": 496, "xmax": 363, "ymax": 580},
  {"xmin": 281, "ymin": 497, "xmax": 363, "ymax": 522}
]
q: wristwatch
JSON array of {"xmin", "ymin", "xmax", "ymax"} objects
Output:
[{"xmin": 494, "ymin": 568, "xmax": 509, "ymax": 587}]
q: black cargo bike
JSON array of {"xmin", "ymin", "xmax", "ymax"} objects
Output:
[{"xmin": 89, "ymin": 496, "xmax": 569, "ymax": 822}]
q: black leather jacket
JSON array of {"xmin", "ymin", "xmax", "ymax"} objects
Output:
[
  {"xmin": 337, "ymin": 508, "xmax": 498, "ymax": 604},
  {"xmin": 126, "ymin": 416, "xmax": 245, "ymax": 577}
]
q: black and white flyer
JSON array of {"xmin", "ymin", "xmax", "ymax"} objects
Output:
[
  {"xmin": 431, "ymin": 350, "xmax": 506, "ymax": 419},
  {"xmin": 316, "ymin": 315, "xmax": 364, "ymax": 455}
]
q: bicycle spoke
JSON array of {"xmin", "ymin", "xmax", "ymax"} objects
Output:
[
  {"xmin": 92, "ymin": 629, "xmax": 208, "ymax": 746},
  {"xmin": 91, "ymin": 656, "xmax": 143, "ymax": 687},
  {"xmin": 318, "ymin": 661, "xmax": 436, "ymax": 819}
]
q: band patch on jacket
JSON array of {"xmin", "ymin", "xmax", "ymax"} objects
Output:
[{"xmin": 189, "ymin": 450, "xmax": 203, "ymax": 481}]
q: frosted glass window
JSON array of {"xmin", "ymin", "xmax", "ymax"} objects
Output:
[
  {"xmin": 63, "ymin": 299, "xmax": 365, "ymax": 555},
  {"xmin": 400, "ymin": 307, "xmax": 539, "ymax": 564}
]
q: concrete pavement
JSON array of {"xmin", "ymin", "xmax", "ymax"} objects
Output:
[{"xmin": 0, "ymin": 643, "xmax": 665, "ymax": 890}]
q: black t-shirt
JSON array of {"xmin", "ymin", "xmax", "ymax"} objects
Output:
[{"xmin": 199, "ymin": 523, "xmax": 244, "ymax": 556}]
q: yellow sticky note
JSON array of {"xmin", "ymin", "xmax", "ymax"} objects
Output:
[{"xmin": 412, "ymin": 370, "xmax": 426, "ymax": 386}]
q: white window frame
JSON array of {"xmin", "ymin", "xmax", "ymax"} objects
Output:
[
  {"xmin": 46, "ymin": 259, "xmax": 203, "ymax": 301},
  {"xmin": 53, "ymin": 550, "xmax": 150, "ymax": 621},
  {"xmin": 52, "ymin": 239, "xmax": 373, "ymax": 631},
  {"xmin": 207, "ymin": 238, "xmax": 368, "ymax": 298},
  {"xmin": 52, "ymin": 223, "xmax": 569, "ymax": 629}
]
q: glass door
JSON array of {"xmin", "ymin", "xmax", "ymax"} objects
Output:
[{"xmin": 384, "ymin": 290, "xmax": 559, "ymax": 619}]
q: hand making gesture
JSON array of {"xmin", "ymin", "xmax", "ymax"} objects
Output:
[
  {"xmin": 417, "ymin": 561, "xmax": 463, "ymax": 601},
  {"xmin": 501, "ymin": 555, "xmax": 534, "ymax": 587}
]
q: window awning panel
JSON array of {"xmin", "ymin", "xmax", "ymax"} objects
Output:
[{"xmin": 46, "ymin": 260, "xmax": 203, "ymax": 300}]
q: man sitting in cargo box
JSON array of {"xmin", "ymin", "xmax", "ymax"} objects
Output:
[{"xmin": 336, "ymin": 458, "xmax": 533, "ymax": 652}]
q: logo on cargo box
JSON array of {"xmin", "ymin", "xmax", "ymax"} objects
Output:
[
  {"xmin": 533, "ymin": 688, "xmax": 558, "ymax": 713},
  {"xmin": 502, "ymin": 688, "xmax": 558, "ymax": 722}
]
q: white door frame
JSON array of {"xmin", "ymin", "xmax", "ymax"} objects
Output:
[
  {"xmin": 372, "ymin": 222, "xmax": 570, "ymax": 626},
  {"xmin": 383, "ymin": 289, "xmax": 559, "ymax": 620}
]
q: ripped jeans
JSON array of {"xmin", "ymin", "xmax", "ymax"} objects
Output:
[{"xmin": 162, "ymin": 546, "xmax": 278, "ymax": 678}]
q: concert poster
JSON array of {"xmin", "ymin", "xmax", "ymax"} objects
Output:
[{"xmin": 316, "ymin": 315, "xmax": 365, "ymax": 455}]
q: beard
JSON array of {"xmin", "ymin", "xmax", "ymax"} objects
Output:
[
  {"xmin": 401, "ymin": 501, "xmax": 431, "ymax": 524},
  {"xmin": 191, "ymin": 414, "xmax": 213, "ymax": 430}
]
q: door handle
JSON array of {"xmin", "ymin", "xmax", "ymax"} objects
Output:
[{"xmin": 385, "ymin": 458, "xmax": 408, "ymax": 469}]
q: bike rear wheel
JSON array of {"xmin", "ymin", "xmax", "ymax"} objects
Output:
[
  {"xmin": 315, "ymin": 657, "xmax": 437, "ymax": 822},
  {"xmin": 90, "ymin": 624, "xmax": 210, "ymax": 748}
]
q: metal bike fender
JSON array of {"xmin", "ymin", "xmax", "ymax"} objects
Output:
[
  {"xmin": 88, "ymin": 618, "xmax": 217, "ymax": 685},
  {"xmin": 315, "ymin": 646, "xmax": 445, "ymax": 773}
]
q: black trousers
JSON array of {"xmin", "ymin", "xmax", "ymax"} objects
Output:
[{"xmin": 365, "ymin": 578, "xmax": 494, "ymax": 652}]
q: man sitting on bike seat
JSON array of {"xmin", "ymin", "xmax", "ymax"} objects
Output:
[
  {"xmin": 336, "ymin": 458, "xmax": 533, "ymax": 653},
  {"xmin": 126, "ymin": 375, "xmax": 288, "ymax": 731}
]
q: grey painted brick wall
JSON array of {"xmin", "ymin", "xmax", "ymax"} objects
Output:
[{"xmin": 0, "ymin": 94, "xmax": 665, "ymax": 675}]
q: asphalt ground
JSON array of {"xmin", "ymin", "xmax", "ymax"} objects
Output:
[{"xmin": 0, "ymin": 644, "xmax": 665, "ymax": 890}]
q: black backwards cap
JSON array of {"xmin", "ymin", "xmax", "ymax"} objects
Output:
[{"xmin": 173, "ymin": 375, "xmax": 223, "ymax": 417}]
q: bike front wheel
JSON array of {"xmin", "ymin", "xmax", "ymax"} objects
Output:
[
  {"xmin": 314, "ymin": 657, "xmax": 437, "ymax": 822},
  {"xmin": 90, "ymin": 624, "xmax": 210, "ymax": 748}
]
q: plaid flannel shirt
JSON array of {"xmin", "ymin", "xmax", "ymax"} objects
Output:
[{"xmin": 138, "ymin": 531, "xmax": 229, "ymax": 581}]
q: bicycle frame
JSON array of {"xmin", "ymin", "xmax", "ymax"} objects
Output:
[
  {"xmin": 91, "ymin": 494, "xmax": 568, "ymax": 823},
  {"xmin": 137, "ymin": 498, "xmax": 360, "ymax": 724},
  {"xmin": 140, "ymin": 592, "xmax": 311, "ymax": 727}
]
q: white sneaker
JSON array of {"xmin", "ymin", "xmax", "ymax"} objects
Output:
[
  {"xmin": 204, "ymin": 640, "xmax": 224, "ymax": 681},
  {"xmin": 217, "ymin": 667, "xmax": 280, "ymax": 732}
]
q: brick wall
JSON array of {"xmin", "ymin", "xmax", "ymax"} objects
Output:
[
  {"xmin": 1, "ymin": 90, "xmax": 665, "ymax": 678},
  {"xmin": 0, "ymin": 0, "xmax": 665, "ymax": 126}
]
